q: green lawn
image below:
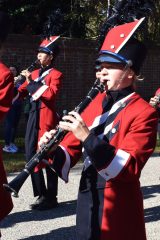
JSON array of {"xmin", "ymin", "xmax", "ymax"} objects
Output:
[
  {"xmin": 2, "ymin": 152, "xmax": 25, "ymax": 173},
  {"xmin": 1, "ymin": 138, "xmax": 25, "ymax": 173},
  {"xmin": 1, "ymin": 138, "xmax": 160, "ymax": 173},
  {"xmin": 155, "ymin": 138, "xmax": 160, "ymax": 152}
]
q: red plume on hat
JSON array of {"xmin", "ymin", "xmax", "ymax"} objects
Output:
[
  {"xmin": 38, "ymin": 9, "xmax": 64, "ymax": 56},
  {"xmin": 96, "ymin": 0, "xmax": 155, "ymax": 74}
]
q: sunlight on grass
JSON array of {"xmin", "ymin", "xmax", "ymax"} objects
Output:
[
  {"xmin": 1, "ymin": 137, "xmax": 160, "ymax": 173},
  {"xmin": 1, "ymin": 138, "xmax": 25, "ymax": 173},
  {"xmin": 4, "ymin": 159, "xmax": 25, "ymax": 173},
  {"xmin": 2, "ymin": 152, "xmax": 25, "ymax": 173},
  {"xmin": 155, "ymin": 138, "xmax": 160, "ymax": 152}
]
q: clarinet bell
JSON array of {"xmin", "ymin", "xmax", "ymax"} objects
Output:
[
  {"xmin": 3, "ymin": 183, "xmax": 19, "ymax": 198},
  {"xmin": 3, "ymin": 169, "xmax": 29, "ymax": 198}
]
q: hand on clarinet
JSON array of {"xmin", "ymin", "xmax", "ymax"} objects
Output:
[
  {"xmin": 38, "ymin": 111, "xmax": 90, "ymax": 153},
  {"xmin": 20, "ymin": 69, "xmax": 32, "ymax": 83},
  {"xmin": 38, "ymin": 129, "xmax": 57, "ymax": 149},
  {"xmin": 59, "ymin": 111, "xmax": 90, "ymax": 142},
  {"xmin": 149, "ymin": 95, "xmax": 160, "ymax": 108},
  {"xmin": 96, "ymin": 70, "xmax": 102, "ymax": 80}
]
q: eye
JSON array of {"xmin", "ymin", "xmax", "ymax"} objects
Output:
[
  {"xmin": 106, "ymin": 67, "xmax": 112, "ymax": 70},
  {"xmin": 101, "ymin": 65, "xmax": 114, "ymax": 70},
  {"xmin": 108, "ymin": 66, "xmax": 118, "ymax": 69}
]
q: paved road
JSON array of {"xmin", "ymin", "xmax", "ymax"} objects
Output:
[{"xmin": 0, "ymin": 155, "xmax": 160, "ymax": 240}]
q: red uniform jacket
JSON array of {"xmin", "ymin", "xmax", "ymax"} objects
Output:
[
  {"xmin": 18, "ymin": 67, "xmax": 62, "ymax": 137},
  {"xmin": 0, "ymin": 62, "xmax": 14, "ymax": 220},
  {"xmin": 18, "ymin": 67, "xmax": 63, "ymax": 170},
  {"xmin": 51, "ymin": 91, "xmax": 158, "ymax": 240}
]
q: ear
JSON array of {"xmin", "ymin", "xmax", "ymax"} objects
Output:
[
  {"xmin": 50, "ymin": 55, "xmax": 53, "ymax": 61},
  {"xmin": 128, "ymin": 69, "xmax": 135, "ymax": 79}
]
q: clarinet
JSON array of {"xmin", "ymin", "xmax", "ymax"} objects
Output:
[
  {"xmin": 14, "ymin": 60, "xmax": 40, "ymax": 85},
  {"xmin": 3, "ymin": 79, "xmax": 105, "ymax": 197}
]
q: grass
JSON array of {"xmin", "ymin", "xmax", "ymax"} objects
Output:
[
  {"xmin": 155, "ymin": 138, "xmax": 160, "ymax": 152},
  {"xmin": 1, "ymin": 137, "xmax": 160, "ymax": 173},
  {"xmin": 2, "ymin": 152, "xmax": 25, "ymax": 173},
  {"xmin": 1, "ymin": 138, "xmax": 25, "ymax": 173}
]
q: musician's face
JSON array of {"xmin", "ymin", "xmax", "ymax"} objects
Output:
[
  {"xmin": 96, "ymin": 63, "xmax": 134, "ymax": 91},
  {"xmin": 9, "ymin": 66, "xmax": 17, "ymax": 77},
  {"xmin": 37, "ymin": 52, "xmax": 53, "ymax": 67}
]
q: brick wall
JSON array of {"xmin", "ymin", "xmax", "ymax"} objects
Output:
[{"xmin": 0, "ymin": 34, "xmax": 160, "ymax": 136}]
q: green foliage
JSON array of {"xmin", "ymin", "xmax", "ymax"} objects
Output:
[{"xmin": 0, "ymin": 1, "xmax": 160, "ymax": 43}]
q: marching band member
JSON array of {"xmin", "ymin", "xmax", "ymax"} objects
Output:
[
  {"xmin": 3, "ymin": 65, "xmax": 22, "ymax": 153},
  {"xmin": 39, "ymin": 18, "xmax": 158, "ymax": 239},
  {"xmin": 0, "ymin": 11, "xmax": 14, "ymax": 237},
  {"xmin": 149, "ymin": 88, "xmax": 160, "ymax": 109},
  {"xmin": 149, "ymin": 88, "xmax": 160, "ymax": 141},
  {"xmin": 18, "ymin": 35, "xmax": 63, "ymax": 211}
]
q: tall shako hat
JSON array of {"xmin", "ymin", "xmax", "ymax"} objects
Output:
[
  {"xmin": 0, "ymin": 11, "xmax": 10, "ymax": 42},
  {"xmin": 96, "ymin": 0, "xmax": 155, "ymax": 74},
  {"xmin": 38, "ymin": 9, "xmax": 63, "ymax": 56},
  {"xmin": 97, "ymin": 18, "xmax": 147, "ymax": 74},
  {"xmin": 38, "ymin": 36, "xmax": 60, "ymax": 55}
]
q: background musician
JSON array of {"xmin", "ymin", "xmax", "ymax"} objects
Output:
[
  {"xmin": 149, "ymin": 88, "xmax": 160, "ymax": 110},
  {"xmin": 3, "ymin": 65, "xmax": 22, "ymax": 153},
  {"xmin": 0, "ymin": 11, "xmax": 14, "ymax": 237},
  {"xmin": 17, "ymin": 36, "xmax": 63, "ymax": 211},
  {"xmin": 149, "ymin": 88, "xmax": 160, "ymax": 141}
]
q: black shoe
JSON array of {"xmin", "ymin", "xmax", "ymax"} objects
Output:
[
  {"xmin": 36, "ymin": 199, "xmax": 58, "ymax": 211},
  {"xmin": 30, "ymin": 196, "xmax": 46, "ymax": 210}
]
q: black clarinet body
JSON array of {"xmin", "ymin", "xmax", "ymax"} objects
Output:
[{"xmin": 3, "ymin": 79, "xmax": 105, "ymax": 197}]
